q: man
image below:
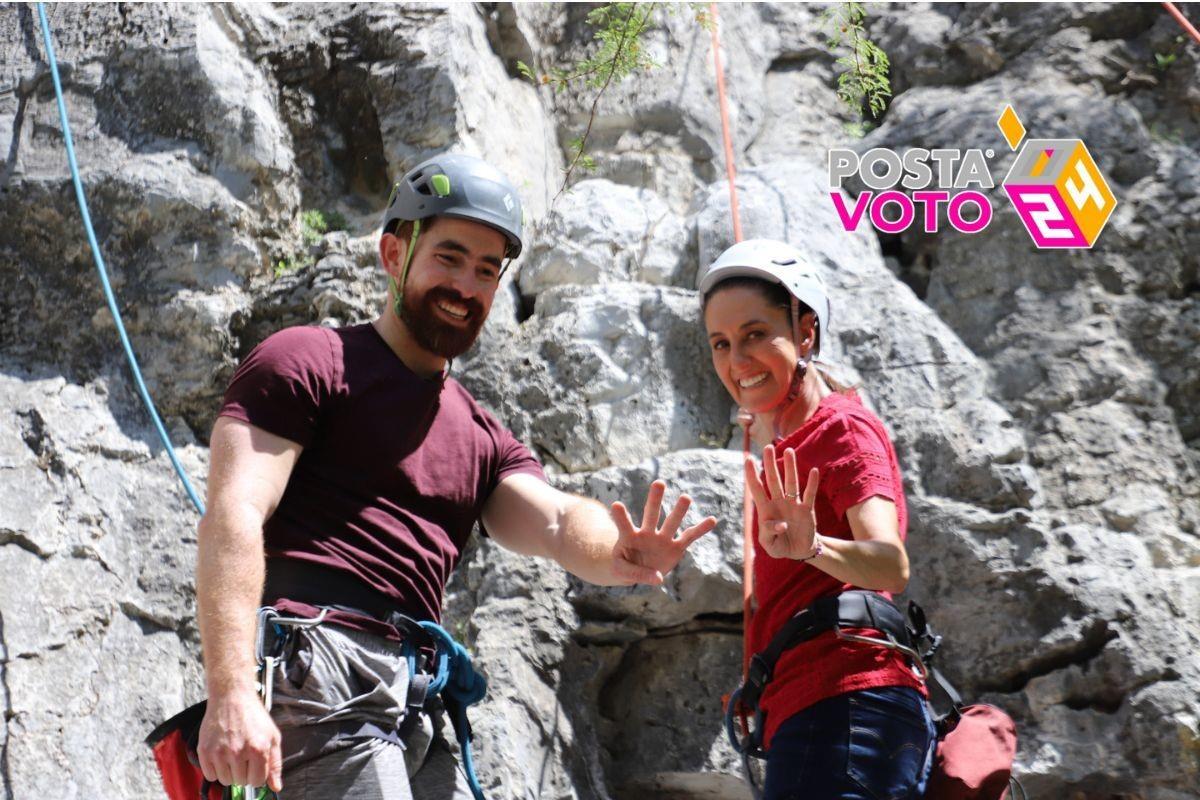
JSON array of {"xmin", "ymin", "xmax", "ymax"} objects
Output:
[{"xmin": 195, "ymin": 154, "xmax": 717, "ymax": 798}]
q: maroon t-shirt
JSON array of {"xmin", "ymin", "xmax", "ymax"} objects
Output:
[{"xmin": 218, "ymin": 323, "xmax": 545, "ymax": 628}]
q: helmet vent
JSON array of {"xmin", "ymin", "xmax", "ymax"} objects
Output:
[{"xmin": 408, "ymin": 168, "xmax": 434, "ymax": 196}]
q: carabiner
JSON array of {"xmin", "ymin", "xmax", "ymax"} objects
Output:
[{"xmin": 834, "ymin": 628, "xmax": 929, "ymax": 681}]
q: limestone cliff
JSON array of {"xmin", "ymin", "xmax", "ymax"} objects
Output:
[{"xmin": 1, "ymin": 3, "xmax": 1197, "ymax": 798}]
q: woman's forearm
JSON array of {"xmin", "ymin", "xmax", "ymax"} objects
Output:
[{"xmin": 803, "ymin": 535, "xmax": 909, "ymax": 594}]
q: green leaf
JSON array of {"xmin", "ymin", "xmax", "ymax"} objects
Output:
[
  {"xmin": 324, "ymin": 210, "xmax": 348, "ymax": 232},
  {"xmin": 1154, "ymin": 52, "xmax": 1177, "ymax": 71},
  {"xmin": 300, "ymin": 209, "xmax": 328, "ymax": 246},
  {"xmin": 822, "ymin": 2, "xmax": 892, "ymax": 121}
]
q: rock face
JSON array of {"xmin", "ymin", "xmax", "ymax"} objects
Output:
[
  {"xmin": 519, "ymin": 179, "xmax": 692, "ymax": 294},
  {"xmin": 2, "ymin": 3, "xmax": 1199, "ymax": 799},
  {"xmin": 0, "ymin": 371, "xmax": 207, "ymax": 798},
  {"xmin": 460, "ymin": 284, "xmax": 732, "ymax": 474}
]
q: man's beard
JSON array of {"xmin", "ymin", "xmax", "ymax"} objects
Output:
[{"xmin": 399, "ymin": 285, "xmax": 486, "ymax": 359}]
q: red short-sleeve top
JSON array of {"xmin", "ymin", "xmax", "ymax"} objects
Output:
[{"xmin": 748, "ymin": 391, "xmax": 925, "ymax": 748}]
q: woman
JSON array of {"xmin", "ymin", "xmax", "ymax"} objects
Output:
[{"xmin": 700, "ymin": 239, "xmax": 935, "ymax": 800}]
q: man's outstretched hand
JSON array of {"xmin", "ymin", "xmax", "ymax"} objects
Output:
[{"xmin": 609, "ymin": 480, "xmax": 718, "ymax": 585}]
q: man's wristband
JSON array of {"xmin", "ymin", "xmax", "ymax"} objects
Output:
[{"xmin": 798, "ymin": 534, "xmax": 823, "ymax": 562}]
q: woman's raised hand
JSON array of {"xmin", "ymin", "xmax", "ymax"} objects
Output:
[{"xmin": 745, "ymin": 445, "xmax": 821, "ymax": 561}]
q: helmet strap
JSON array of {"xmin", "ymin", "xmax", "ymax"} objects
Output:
[
  {"xmin": 390, "ymin": 218, "xmax": 422, "ymax": 321},
  {"xmin": 772, "ymin": 358, "xmax": 809, "ymax": 438},
  {"xmin": 790, "ymin": 296, "xmax": 801, "ymax": 355},
  {"xmin": 771, "ymin": 296, "xmax": 811, "ymax": 439}
]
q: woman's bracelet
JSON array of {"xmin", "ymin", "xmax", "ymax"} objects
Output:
[{"xmin": 798, "ymin": 534, "xmax": 824, "ymax": 562}]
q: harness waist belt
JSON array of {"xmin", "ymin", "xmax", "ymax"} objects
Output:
[
  {"xmin": 742, "ymin": 590, "xmax": 913, "ymax": 710},
  {"xmin": 263, "ymin": 558, "xmax": 427, "ymax": 630}
]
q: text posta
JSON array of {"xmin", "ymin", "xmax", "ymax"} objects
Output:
[{"xmin": 828, "ymin": 148, "xmax": 995, "ymax": 235}]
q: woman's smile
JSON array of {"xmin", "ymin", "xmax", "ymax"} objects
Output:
[{"xmin": 738, "ymin": 372, "xmax": 770, "ymax": 389}]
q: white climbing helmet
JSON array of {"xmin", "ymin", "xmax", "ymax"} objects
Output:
[{"xmin": 698, "ymin": 239, "xmax": 831, "ymax": 356}]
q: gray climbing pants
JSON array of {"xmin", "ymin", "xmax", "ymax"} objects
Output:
[{"xmin": 269, "ymin": 623, "xmax": 475, "ymax": 800}]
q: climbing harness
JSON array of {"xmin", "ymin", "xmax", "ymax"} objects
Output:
[
  {"xmin": 723, "ymin": 591, "xmax": 933, "ymax": 798},
  {"xmin": 35, "ymin": 2, "xmax": 204, "ymax": 514},
  {"xmin": 723, "ymin": 591, "xmax": 932, "ymax": 763},
  {"xmin": 147, "ymin": 604, "xmax": 490, "ymax": 800},
  {"xmin": 144, "ymin": 608, "xmax": 327, "ymax": 800},
  {"xmin": 254, "ymin": 605, "xmax": 491, "ymax": 800},
  {"xmin": 239, "ymin": 607, "xmax": 329, "ymax": 800},
  {"xmin": 723, "ymin": 590, "xmax": 1025, "ymax": 800},
  {"xmin": 258, "ymin": 558, "xmax": 489, "ymax": 799}
]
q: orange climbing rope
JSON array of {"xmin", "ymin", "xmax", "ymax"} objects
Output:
[
  {"xmin": 1163, "ymin": 2, "xmax": 1200, "ymax": 45},
  {"xmin": 709, "ymin": 3, "xmax": 744, "ymax": 246},
  {"xmin": 708, "ymin": 2, "xmax": 755, "ymax": 693}
]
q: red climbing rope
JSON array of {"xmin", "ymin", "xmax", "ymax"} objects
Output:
[
  {"xmin": 1163, "ymin": 2, "xmax": 1200, "ymax": 45},
  {"xmin": 708, "ymin": 2, "xmax": 755, "ymax": 697},
  {"xmin": 709, "ymin": 3, "xmax": 744, "ymax": 246}
]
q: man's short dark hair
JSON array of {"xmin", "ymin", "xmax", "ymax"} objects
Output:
[{"xmin": 383, "ymin": 215, "xmax": 438, "ymax": 242}]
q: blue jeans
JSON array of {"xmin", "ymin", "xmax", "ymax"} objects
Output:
[{"xmin": 763, "ymin": 686, "xmax": 936, "ymax": 800}]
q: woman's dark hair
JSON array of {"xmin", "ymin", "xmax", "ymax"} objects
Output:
[
  {"xmin": 701, "ymin": 275, "xmax": 852, "ymax": 393},
  {"xmin": 701, "ymin": 276, "xmax": 796, "ymax": 316}
]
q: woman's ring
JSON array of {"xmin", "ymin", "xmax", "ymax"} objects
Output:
[{"xmin": 783, "ymin": 491, "xmax": 799, "ymax": 499}]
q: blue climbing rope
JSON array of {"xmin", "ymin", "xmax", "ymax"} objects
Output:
[
  {"xmin": 36, "ymin": 3, "xmax": 205, "ymax": 515},
  {"xmin": 40, "ymin": 9, "xmax": 487, "ymax": 790},
  {"xmin": 418, "ymin": 621, "xmax": 489, "ymax": 800}
]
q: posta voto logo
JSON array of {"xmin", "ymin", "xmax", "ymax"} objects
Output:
[{"xmin": 827, "ymin": 105, "xmax": 1117, "ymax": 249}]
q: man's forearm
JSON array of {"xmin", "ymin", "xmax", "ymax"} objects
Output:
[
  {"xmin": 485, "ymin": 476, "xmax": 705, "ymax": 587},
  {"xmin": 196, "ymin": 506, "xmax": 268, "ymax": 697},
  {"xmin": 552, "ymin": 496, "xmax": 627, "ymax": 586}
]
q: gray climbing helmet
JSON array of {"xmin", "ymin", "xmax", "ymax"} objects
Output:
[{"xmin": 381, "ymin": 153, "xmax": 524, "ymax": 259}]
